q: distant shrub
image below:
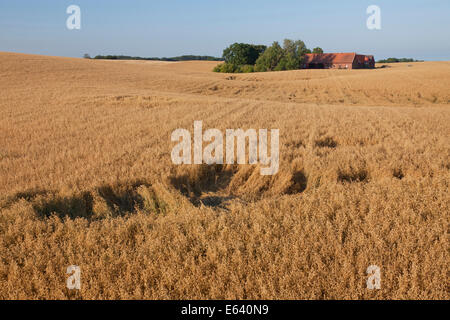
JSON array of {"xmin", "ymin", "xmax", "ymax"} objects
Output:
[
  {"xmin": 213, "ymin": 63, "xmax": 255, "ymax": 74},
  {"xmin": 239, "ymin": 65, "xmax": 255, "ymax": 73},
  {"xmin": 213, "ymin": 63, "xmax": 239, "ymax": 73}
]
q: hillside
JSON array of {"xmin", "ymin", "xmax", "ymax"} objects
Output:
[{"xmin": 0, "ymin": 52, "xmax": 448, "ymax": 299}]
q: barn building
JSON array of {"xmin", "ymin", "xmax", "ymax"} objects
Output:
[{"xmin": 303, "ymin": 53, "xmax": 375, "ymax": 69}]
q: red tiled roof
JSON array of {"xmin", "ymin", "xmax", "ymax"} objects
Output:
[{"xmin": 304, "ymin": 53, "xmax": 356, "ymax": 65}]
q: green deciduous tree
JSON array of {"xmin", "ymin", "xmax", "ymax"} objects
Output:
[
  {"xmin": 222, "ymin": 43, "xmax": 266, "ymax": 66},
  {"xmin": 255, "ymin": 39, "xmax": 308, "ymax": 72},
  {"xmin": 254, "ymin": 41, "xmax": 284, "ymax": 72},
  {"xmin": 312, "ymin": 47, "xmax": 324, "ymax": 54},
  {"xmin": 282, "ymin": 39, "xmax": 308, "ymax": 69}
]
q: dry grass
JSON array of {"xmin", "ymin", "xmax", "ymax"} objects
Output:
[{"xmin": 0, "ymin": 52, "xmax": 448, "ymax": 299}]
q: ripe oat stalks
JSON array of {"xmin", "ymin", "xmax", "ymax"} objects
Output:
[{"xmin": 0, "ymin": 52, "xmax": 448, "ymax": 299}]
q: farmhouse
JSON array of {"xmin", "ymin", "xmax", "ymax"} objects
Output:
[{"xmin": 303, "ymin": 53, "xmax": 375, "ymax": 69}]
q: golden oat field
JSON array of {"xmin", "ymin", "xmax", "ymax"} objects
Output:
[{"xmin": 0, "ymin": 52, "xmax": 449, "ymax": 299}]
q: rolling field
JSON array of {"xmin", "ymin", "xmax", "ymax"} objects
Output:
[{"xmin": 0, "ymin": 52, "xmax": 448, "ymax": 299}]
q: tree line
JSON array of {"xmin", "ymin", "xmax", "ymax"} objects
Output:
[
  {"xmin": 376, "ymin": 58, "xmax": 422, "ymax": 63},
  {"xmin": 213, "ymin": 40, "xmax": 323, "ymax": 73},
  {"xmin": 84, "ymin": 54, "xmax": 223, "ymax": 62}
]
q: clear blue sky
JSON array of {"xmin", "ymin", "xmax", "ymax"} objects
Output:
[{"xmin": 1, "ymin": 0, "xmax": 449, "ymax": 60}]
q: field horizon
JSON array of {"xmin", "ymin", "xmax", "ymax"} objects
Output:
[{"xmin": 0, "ymin": 51, "xmax": 448, "ymax": 299}]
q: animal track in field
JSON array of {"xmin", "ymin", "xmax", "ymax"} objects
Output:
[
  {"xmin": 286, "ymin": 140, "xmax": 304, "ymax": 148},
  {"xmin": 33, "ymin": 191, "xmax": 94, "ymax": 220},
  {"xmin": 7, "ymin": 166, "xmax": 311, "ymax": 218},
  {"xmin": 315, "ymin": 137, "xmax": 338, "ymax": 148},
  {"xmin": 286, "ymin": 170, "xmax": 308, "ymax": 194},
  {"xmin": 337, "ymin": 168, "xmax": 369, "ymax": 183},
  {"xmin": 169, "ymin": 164, "xmax": 309, "ymax": 208},
  {"xmin": 1, "ymin": 188, "xmax": 50, "ymax": 209},
  {"xmin": 169, "ymin": 164, "xmax": 238, "ymax": 208},
  {"xmin": 78, "ymin": 95, "xmax": 181, "ymax": 110},
  {"xmin": 8, "ymin": 180, "xmax": 169, "ymax": 221}
]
